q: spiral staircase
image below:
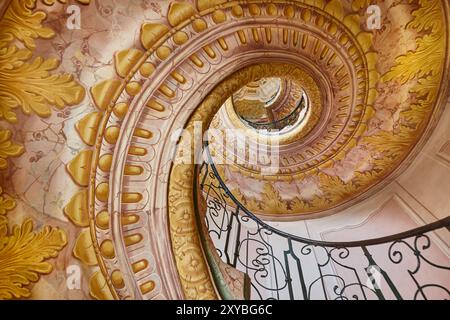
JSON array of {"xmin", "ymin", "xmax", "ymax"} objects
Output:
[{"xmin": 0, "ymin": 0, "xmax": 449, "ymax": 300}]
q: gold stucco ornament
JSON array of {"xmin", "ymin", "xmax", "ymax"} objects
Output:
[
  {"xmin": 0, "ymin": 0, "xmax": 88, "ymax": 300},
  {"xmin": 0, "ymin": 129, "xmax": 24, "ymax": 170},
  {"xmin": 0, "ymin": 187, "xmax": 67, "ymax": 299}
]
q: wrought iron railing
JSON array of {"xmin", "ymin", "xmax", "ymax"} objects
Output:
[
  {"xmin": 197, "ymin": 142, "xmax": 450, "ymax": 300},
  {"xmin": 239, "ymin": 96, "xmax": 306, "ymax": 132}
]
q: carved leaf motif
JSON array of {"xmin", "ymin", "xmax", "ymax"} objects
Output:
[
  {"xmin": 0, "ymin": 129, "xmax": 24, "ymax": 169},
  {"xmin": 290, "ymin": 197, "xmax": 310, "ymax": 211},
  {"xmin": 0, "ymin": 0, "xmax": 54, "ymax": 50},
  {"xmin": 0, "ymin": 46, "xmax": 85, "ymax": 123},
  {"xmin": 364, "ymin": 129, "xmax": 416, "ymax": 160},
  {"xmin": 319, "ymin": 173, "xmax": 356, "ymax": 203},
  {"xmin": 0, "ymin": 186, "xmax": 67, "ymax": 300},
  {"xmin": 382, "ymin": 34, "xmax": 443, "ymax": 84},
  {"xmin": 0, "ymin": 187, "xmax": 15, "ymax": 214},
  {"xmin": 0, "ymin": 0, "xmax": 84, "ymax": 301},
  {"xmin": 259, "ymin": 183, "xmax": 288, "ymax": 212},
  {"xmin": 0, "ymin": 187, "xmax": 15, "ymax": 238},
  {"xmin": 383, "ymin": 0, "xmax": 443, "ymax": 84},
  {"xmin": 408, "ymin": 0, "xmax": 442, "ymax": 33},
  {"xmin": 0, "ymin": 0, "xmax": 91, "ymax": 49},
  {"xmin": 0, "ymin": 218, "xmax": 67, "ymax": 299},
  {"xmin": 367, "ymin": 0, "xmax": 444, "ymax": 180}
]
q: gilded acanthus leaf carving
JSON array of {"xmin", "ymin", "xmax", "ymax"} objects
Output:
[
  {"xmin": 363, "ymin": 130, "xmax": 416, "ymax": 161},
  {"xmin": 259, "ymin": 184, "xmax": 288, "ymax": 212},
  {"xmin": 0, "ymin": 0, "xmax": 90, "ymax": 50},
  {"xmin": 383, "ymin": 0, "xmax": 443, "ymax": 84},
  {"xmin": 0, "ymin": 0, "xmax": 54, "ymax": 50},
  {"xmin": 0, "ymin": 0, "xmax": 86, "ymax": 169},
  {"xmin": 0, "ymin": 129, "xmax": 24, "ymax": 170},
  {"xmin": 0, "ymin": 0, "xmax": 86, "ymax": 124},
  {"xmin": 0, "ymin": 187, "xmax": 15, "ymax": 238},
  {"xmin": 0, "ymin": 46, "xmax": 85, "ymax": 122},
  {"xmin": 0, "ymin": 187, "xmax": 67, "ymax": 300},
  {"xmin": 290, "ymin": 197, "xmax": 310, "ymax": 211},
  {"xmin": 368, "ymin": 0, "xmax": 444, "ymax": 171},
  {"xmin": 318, "ymin": 173, "xmax": 357, "ymax": 204},
  {"xmin": 0, "ymin": 219, "xmax": 68, "ymax": 299},
  {"xmin": 0, "ymin": 0, "xmax": 86, "ymax": 300}
]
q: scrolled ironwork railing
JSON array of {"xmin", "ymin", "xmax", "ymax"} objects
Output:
[
  {"xmin": 197, "ymin": 142, "xmax": 450, "ymax": 300},
  {"xmin": 239, "ymin": 96, "xmax": 306, "ymax": 132}
]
